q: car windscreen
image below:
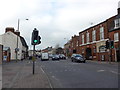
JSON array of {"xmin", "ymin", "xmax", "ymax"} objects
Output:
[{"xmin": 75, "ymin": 55, "xmax": 83, "ymax": 57}]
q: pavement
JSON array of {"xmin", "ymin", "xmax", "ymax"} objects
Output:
[
  {"xmin": 86, "ymin": 60, "xmax": 119, "ymax": 65},
  {"xmin": 2, "ymin": 59, "xmax": 52, "ymax": 88}
]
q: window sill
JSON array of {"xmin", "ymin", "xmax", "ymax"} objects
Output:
[{"xmin": 114, "ymin": 40, "xmax": 119, "ymax": 42}]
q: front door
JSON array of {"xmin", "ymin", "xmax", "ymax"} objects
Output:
[{"xmin": 86, "ymin": 48, "xmax": 92, "ymax": 60}]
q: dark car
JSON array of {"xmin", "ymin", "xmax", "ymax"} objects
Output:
[
  {"xmin": 59, "ymin": 54, "xmax": 66, "ymax": 59},
  {"xmin": 29, "ymin": 56, "xmax": 32, "ymax": 60},
  {"xmin": 71, "ymin": 54, "xmax": 86, "ymax": 63},
  {"xmin": 52, "ymin": 55, "xmax": 60, "ymax": 60}
]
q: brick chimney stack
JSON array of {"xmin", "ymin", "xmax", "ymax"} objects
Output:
[
  {"xmin": 5, "ymin": 27, "xmax": 20, "ymax": 36},
  {"xmin": 5, "ymin": 27, "xmax": 15, "ymax": 33},
  {"xmin": 15, "ymin": 30, "xmax": 20, "ymax": 36}
]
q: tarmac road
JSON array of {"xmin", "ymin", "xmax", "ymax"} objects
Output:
[{"xmin": 38, "ymin": 59, "xmax": 119, "ymax": 88}]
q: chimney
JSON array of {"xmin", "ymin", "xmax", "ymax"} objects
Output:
[
  {"xmin": 5, "ymin": 27, "xmax": 15, "ymax": 33},
  {"xmin": 15, "ymin": 30, "xmax": 20, "ymax": 36},
  {"xmin": 118, "ymin": 1, "xmax": 120, "ymax": 14}
]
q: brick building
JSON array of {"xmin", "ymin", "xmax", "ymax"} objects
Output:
[
  {"xmin": 64, "ymin": 40, "xmax": 71, "ymax": 57},
  {"xmin": 107, "ymin": 7, "xmax": 120, "ymax": 62},
  {"xmin": 69, "ymin": 35, "xmax": 79, "ymax": 56},
  {"xmin": 65, "ymin": 2, "xmax": 120, "ymax": 62},
  {"xmin": 78, "ymin": 20, "xmax": 109, "ymax": 61}
]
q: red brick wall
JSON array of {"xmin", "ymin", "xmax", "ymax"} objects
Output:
[{"xmin": 109, "ymin": 30, "xmax": 120, "ymax": 61}]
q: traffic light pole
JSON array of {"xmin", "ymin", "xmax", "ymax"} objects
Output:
[
  {"xmin": 108, "ymin": 39, "xmax": 113, "ymax": 64},
  {"xmin": 33, "ymin": 45, "xmax": 35, "ymax": 75},
  {"xmin": 31, "ymin": 28, "xmax": 41, "ymax": 75}
]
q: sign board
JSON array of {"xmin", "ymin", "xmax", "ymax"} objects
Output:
[
  {"xmin": 99, "ymin": 46, "xmax": 106, "ymax": 52},
  {"xmin": 3, "ymin": 56, "xmax": 7, "ymax": 61},
  {"xmin": 32, "ymin": 56, "xmax": 36, "ymax": 61}
]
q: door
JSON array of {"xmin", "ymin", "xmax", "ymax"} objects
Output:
[{"xmin": 86, "ymin": 48, "xmax": 92, "ymax": 60}]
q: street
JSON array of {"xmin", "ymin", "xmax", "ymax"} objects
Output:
[
  {"xmin": 2, "ymin": 58, "xmax": 119, "ymax": 88},
  {"xmin": 39, "ymin": 59, "xmax": 119, "ymax": 88}
]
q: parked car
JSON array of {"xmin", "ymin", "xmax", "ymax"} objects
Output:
[
  {"xmin": 59, "ymin": 54, "xmax": 66, "ymax": 59},
  {"xmin": 52, "ymin": 54, "xmax": 60, "ymax": 60},
  {"xmin": 71, "ymin": 54, "xmax": 86, "ymax": 63},
  {"xmin": 41, "ymin": 53, "xmax": 49, "ymax": 61}
]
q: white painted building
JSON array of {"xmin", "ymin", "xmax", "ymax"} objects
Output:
[{"xmin": 0, "ymin": 27, "xmax": 28, "ymax": 60}]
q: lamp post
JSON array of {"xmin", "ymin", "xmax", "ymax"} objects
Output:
[
  {"xmin": 64, "ymin": 38, "xmax": 69, "ymax": 58},
  {"xmin": 16, "ymin": 19, "xmax": 28, "ymax": 62}
]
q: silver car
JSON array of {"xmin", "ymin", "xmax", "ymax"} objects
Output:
[{"xmin": 71, "ymin": 54, "xmax": 86, "ymax": 63}]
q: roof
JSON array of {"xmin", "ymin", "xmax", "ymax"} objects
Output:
[
  {"xmin": 79, "ymin": 15, "xmax": 117, "ymax": 34},
  {"xmin": 115, "ymin": 14, "xmax": 120, "ymax": 19},
  {"xmin": 20, "ymin": 36, "xmax": 28, "ymax": 49}
]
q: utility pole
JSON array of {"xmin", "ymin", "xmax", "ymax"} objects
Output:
[
  {"xmin": 16, "ymin": 19, "xmax": 20, "ymax": 62},
  {"xmin": 16, "ymin": 19, "xmax": 28, "ymax": 62}
]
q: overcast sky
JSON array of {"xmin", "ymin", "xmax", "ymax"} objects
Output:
[{"xmin": 0, "ymin": 0, "xmax": 119, "ymax": 50}]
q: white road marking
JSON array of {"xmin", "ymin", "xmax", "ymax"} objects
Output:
[
  {"xmin": 97, "ymin": 70, "xmax": 105, "ymax": 72},
  {"xmin": 51, "ymin": 76, "xmax": 59, "ymax": 81},
  {"xmin": 110, "ymin": 70, "xmax": 120, "ymax": 75}
]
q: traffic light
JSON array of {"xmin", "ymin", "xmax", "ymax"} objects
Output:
[
  {"xmin": 110, "ymin": 40, "xmax": 114, "ymax": 49},
  {"xmin": 37, "ymin": 36, "xmax": 41, "ymax": 44},
  {"xmin": 31, "ymin": 28, "xmax": 38, "ymax": 45},
  {"xmin": 105, "ymin": 40, "xmax": 109, "ymax": 49},
  {"xmin": 31, "ymin": 28, "xmax": 41, "ymax": 45}
]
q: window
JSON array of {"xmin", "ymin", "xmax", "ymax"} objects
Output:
[
  {"xmin": 77, "ymin": 40, "xmax": 79, "ymax": 46},
  {"xmin": 100, "ymin": 27, "xmax": 104, "ymax": 40},
  {"xmin": 92, "ymin": 30, "xmax": 96, "ymax": 41},
  {"xmin": 82, "ymin": 34, "xmax": 84, "ymax": 44},
  {"xmin": 114, "ymin": 19, "xmax": 120, "ymax": 29},
  {"xmin": 114, "ymin": 33, "xmax": 119, "ymax": 42},
  {"xmin": 86, "ymin": 32, "xmax": 89, "ymax": 43},
  {"xmin": 72, "ymin": 43, "xmax": 73, "ymax": 47}
]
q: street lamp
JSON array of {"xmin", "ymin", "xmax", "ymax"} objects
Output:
[
  {"xmin": 64, "ymin": 38, "xmax": 69, "ymax": 58},
  {"xmin": 16, "ymin": 19, "xmax": 29, "ymax": 61}
]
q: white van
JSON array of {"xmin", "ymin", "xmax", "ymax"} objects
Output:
[{"xmin": 41, "ymin": 53, "xmax": 49, "ymax": 61}]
